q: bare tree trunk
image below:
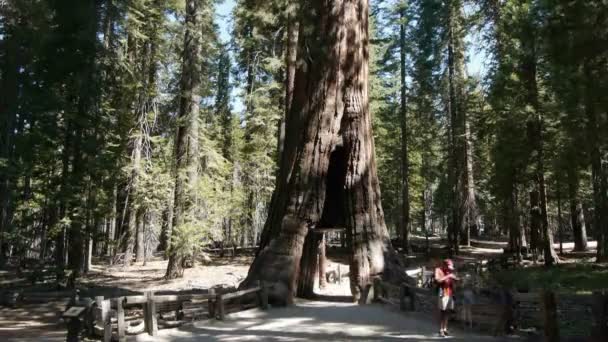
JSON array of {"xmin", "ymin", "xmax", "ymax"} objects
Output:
[
  {"xmin": 464, "ymin": 117, "xmax": 478, "ymax": 238},
  {"xmin": 135, "ymin": 209, "xmax": 145, "ymax": 263},
  {"xmin": 166, "ymin": 0, "xmax": 202, "ymax": 279},
  {"xmin": 530, "ymin": 190, "xmax": 542, "ymax": 262},
  {"xmin": 447, "ymin": 0, "xmax": 473, "ymax": 251},
  {"xmin": 158, "ymin": 190, "xmax": 173, "ymax": 254},
  {"xmin": 583, "ymin": 63, "xmax": 608, "ymax": 262},
  {"xmin": 399, "ymin": 3, "xmax": 410, "ymax": 254},
  {"xmin": 521, "ymin": 17, "xmax": 558, "ymax": 266},
  {"xmin": 567, "ymin": 168, "xmax": 588, "ymax": 251},
  {"xmin": 0, "ymin": 25, "xmax": 19, "ymax": 266},
  {"xmin": 105, "ymin": 184, "xmax": 117, "ymax": 256},
  {"xmin": 557, "ymin": 180, "xmax": 563, "ymax": 255}
]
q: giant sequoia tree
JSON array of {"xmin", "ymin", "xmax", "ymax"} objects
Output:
[{"xmin": 242, "ymin": 0, "xmax": 406, "ymax": 304}]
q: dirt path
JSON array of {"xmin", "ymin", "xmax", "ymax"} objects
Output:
[{"xmin": 135, "ymin": 300, "xmax": 515, "ymax": 342}]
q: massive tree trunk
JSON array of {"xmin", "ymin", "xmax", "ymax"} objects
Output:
[
  {"xmin": 242, "ymin": 0, "xmax": 406, "ymax": 305},
  {"xmin": 567, "ymin": 167, "xmax": 588, "ymax": 251},
  {"xmin": 399, "ymin": 3, "xmax": 410, "ymax": 254},
  {"xmin": 165, "ymin": 0, "xmax": 202, "ymax": 279}
]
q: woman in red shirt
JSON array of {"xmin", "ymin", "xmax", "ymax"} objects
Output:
[{"xmin": 435, "ymin": 259, "xmax": 459, "ymax": 337}]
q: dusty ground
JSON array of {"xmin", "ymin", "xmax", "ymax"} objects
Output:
[{"xmin": 135, "ymin": 300, "xmax": 517, "ymax": 342}]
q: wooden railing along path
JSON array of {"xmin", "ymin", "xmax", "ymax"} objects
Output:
[
  {"xmin": 58, "ymin": 281, "xmax": 271, "ymax": 342},
  {"xmin": 372, "ymin": 276, "xmax": 608, "ymax": 342}
]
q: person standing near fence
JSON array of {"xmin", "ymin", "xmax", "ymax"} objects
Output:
[{"xmin": 435, "ymin": 259, "xmax": 459, "ymax": 337}]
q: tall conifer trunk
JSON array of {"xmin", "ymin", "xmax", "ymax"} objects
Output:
[
  {"xmin": 166, "ymin": 0, "xmax": 202, "ymax": 279},
  {"xmin": 521, "ymin": 15, "xmax": 558, "ymax": 266},
  {"xmin": 399, "ymin": 3, "xmax": 410, "ymax": 253},
  {"xmin": 447, "ymin": 0, "xmax": 476, "ymax": 249},
  {"xmin": 0, "ymin": 19, "xmax": 20, "ymax": 265},
  {"xmin": 567, "ymin": 168, "xmax": 588, "ymax": 251},
  {"xmin": 242, "ymin": 0, "xmax": 406, "ymax": 304},
  {"xmin": 583, "ymin": 63, "xmax": 608, "ymax": 262}
]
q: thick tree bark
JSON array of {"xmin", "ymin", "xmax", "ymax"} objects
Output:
[
  {"xmin": 242, "ymin": 0, "xmax": 407, "ymax": 305},
  {"xmin": 297, "ymin": 232, "xmax": 321, "ymax": 298},
  {"xmin": 166, "ymin": 0, "xmax": 202, "ymax": 279},
  {"xmin": 280, "ymin": 0, "xmax": 299, "ymax": 162},
  {"xmin": 399, "ymin": 4, "xmax": 410, "ymax": 254}
]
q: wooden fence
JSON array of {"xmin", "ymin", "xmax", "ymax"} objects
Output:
[
  {"xmin": 373, "ymin": 279, "xmax": 608, "ymax": 341},
  {"xmin": 57, "ymin": 281, "xmax": 271, "ymax": 342}
]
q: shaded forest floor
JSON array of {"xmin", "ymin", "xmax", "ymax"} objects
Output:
[{"xmin": 1, "ymin": 236, "xmax": 605, "ymax": 340}]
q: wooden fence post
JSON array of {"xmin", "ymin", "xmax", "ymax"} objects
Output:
[
  {"xmin": 399, "ymin": 284, "xmax": 408, "ymax": 311},
  {"xmin": 591, "ymin": 291, "xmax": 608, "ymax": 340},
  {"xmin": 217, "ymin": 293, "xmax": 225, "ymax": 320},
  {"xmin": 103, "ymin": 306, "xmax": 112, "ymax": 342},
  {"xmin": 541, "ymin": 290, "xmax": 559, "ymax": 342},
  {"xmin": 208, "ymin": 288, "xmax": 216, "ymax": 318},
  {"xmin": 145, "ymin": 291, "xmax": 158, "ymax": 336},
  {"xmin": 373, "ymin": 278, "xmax": 385, "ymax": 302},
  {"xmin": 115, "ymin": 297, "xmax": 126, "ymax": 342},
  {"xmin": 94, "ymin": 296, "xmax": 111, "ymax": 341}
]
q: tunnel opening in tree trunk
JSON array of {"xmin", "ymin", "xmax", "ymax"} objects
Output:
[
  {"xmin": 319, "ymin": 145, "xmax": 347, "ymax": 229},
  {"xmin": 297, "ymin": 145, "xmax": 348, "ymax": 299}
]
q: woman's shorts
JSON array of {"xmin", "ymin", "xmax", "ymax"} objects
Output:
[{"xmin": 439, "ymin": 295, "xmax": 455, "ymax": 311}]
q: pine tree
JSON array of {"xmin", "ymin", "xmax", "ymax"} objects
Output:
[{"xmin": 166, "ymin": 0, "xmax": 204, "ymax": 279}]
